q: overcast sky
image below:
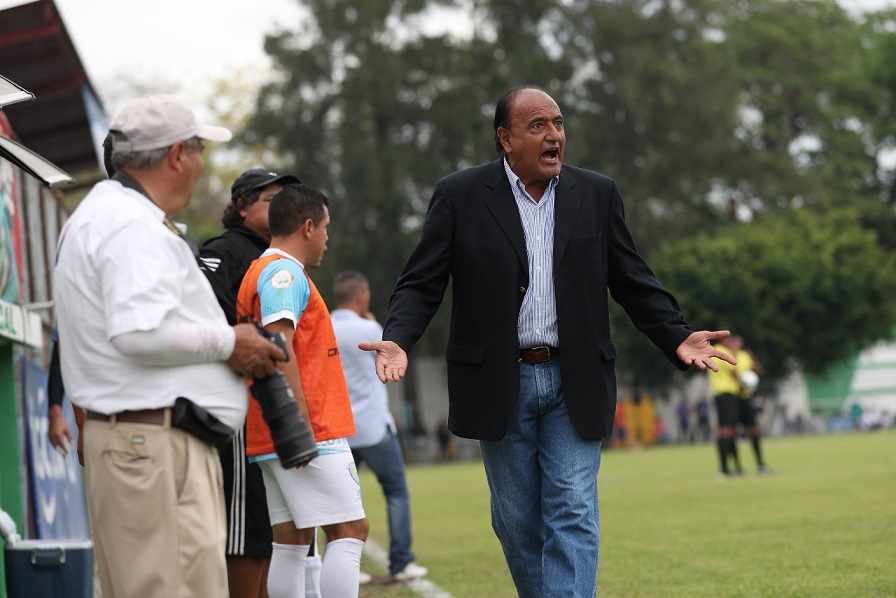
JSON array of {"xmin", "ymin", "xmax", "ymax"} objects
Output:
[
  {"xmin": 1, "ymin": 0, "xmax": 894, "ymax": 117},
  {"xmin": 0, "ymin": 0, "xmax": 304, "ymax": 114}
]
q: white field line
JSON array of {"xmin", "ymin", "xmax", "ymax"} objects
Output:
[{"xmin": 364, "ymin": 537, "xmax": 454, "ymax": 598}]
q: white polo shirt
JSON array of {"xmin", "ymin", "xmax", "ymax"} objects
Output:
[
  {"xmin": 331, "ymin": 308, "xmax": 396, "ymax": 448},
  {"xmin": 53, "ymin": 180, "xmax": 248, "ymax": 430}
]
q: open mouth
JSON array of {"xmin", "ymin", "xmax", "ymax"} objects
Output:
[{"xmin": 542, "ymin": 148, "xmax": 559, "ymax": 161}]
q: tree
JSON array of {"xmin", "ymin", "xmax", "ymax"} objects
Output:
[
  {"xmin": 561, "ymin": 0, "xmax": 743, "ymax": 251},
  {"xmin": 721, "ymin": 0, "xmax": 892, "ymax": 236},
  {"xmin": 599, "ymin": 0, "xmax": 896, "ymax": 389},
  {"xmin": 650, "ymin": 208, "xmax": 896, "ymax": 381},
  {"xmin": 853, "ymin": 8, "xmax": 896, "ymax": 249}
]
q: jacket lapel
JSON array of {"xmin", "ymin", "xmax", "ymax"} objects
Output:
[
  {"xmin": 482, "ymin": 159, "xmax": 528, "ymax": 270},
  {"xmin": 553, "ymin": 167, "xmax": 581, "ymax": 267}
]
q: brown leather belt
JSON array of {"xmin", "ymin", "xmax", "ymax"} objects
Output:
[
  {"xmin": 519, "ymin": 346, "xmax": 560, "ymax": 364},
  {"xmin": 87, "ymin": 408, "xmax": 169, "ymax": 426}
]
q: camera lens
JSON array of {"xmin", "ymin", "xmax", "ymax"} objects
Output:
[{"xmin": 251, "ymin": 371, "xmax": 318, "ymax": 468}]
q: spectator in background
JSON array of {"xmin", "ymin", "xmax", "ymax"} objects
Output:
[
  {"xmin": 613, "ymin": 401, "xmax": 627, "ymax": 448},
  {"xmin": 331, "ymin": 270, "xmax": 428, "ymax": 582},
  {"xmin": 676, "ymin": 398, "xmax": 692, "ymax": 444},
  {"xmin": 436, "ymin": 418, "xmax": 457, "ymax": 462},
  {"xmin": 654, "ymin": 418, "xmax": 671, "ymax": 444},
  {"xmin": 849, "ymin": 402, "xmax": 863, "ymax": 430},
  {"xmin": 695, "ymin": 396, "xmax": 711, "ymax": 442}
]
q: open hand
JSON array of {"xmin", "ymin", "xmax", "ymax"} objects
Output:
[
  {"xmin": 676, "ymin": 330, "xmax": 737, "ymax": 372},
  {"xmin": 358, "ymin": 340, "xmax": 408, "ymax": 383}
]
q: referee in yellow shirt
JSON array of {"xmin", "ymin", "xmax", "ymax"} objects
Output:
[{"xmin": 707, "ymin": 334, "xmax": 769, "ymax": 477}]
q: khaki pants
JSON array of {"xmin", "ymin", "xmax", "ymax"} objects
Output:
[{"xmin": 84, "ymin": 414, "xmax": 227, "ymax": 597}]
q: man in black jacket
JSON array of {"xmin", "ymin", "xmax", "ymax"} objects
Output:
[
  {"xmin": 199, "ymin": 168, "xmax": 300, "ymax": 598},
  {"xmin": 361, "ymin": 85, "xmax": 735, "ymax": 597}
]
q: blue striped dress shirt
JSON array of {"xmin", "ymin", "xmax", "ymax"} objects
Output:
[{"xmin": 503, "ymin": 158, "xmax": 560, "ymax": 349}]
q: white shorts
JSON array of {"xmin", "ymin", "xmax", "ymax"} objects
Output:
[{"xmin": 258, "ymin": 438, "xmax": 366, "ymax": 528}]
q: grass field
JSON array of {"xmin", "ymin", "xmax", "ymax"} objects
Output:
[{"xmin": 357, "ymin": 431, "xmax": 896, "ymax": 597}]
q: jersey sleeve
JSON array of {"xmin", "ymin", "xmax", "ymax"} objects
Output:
[{"xmin": 257, "ymin": 259, "xmax": 310, "ymax": 328}]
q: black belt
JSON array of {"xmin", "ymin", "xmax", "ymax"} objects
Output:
[
  {"xmin": 87, "ymin": 408, "xmax": 169, "ymax": 426},
  {"xmin": 519, "ymin": 346, "xmax": 560, "ymax": 364}
]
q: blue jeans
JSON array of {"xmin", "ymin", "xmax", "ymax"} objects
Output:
[
  {"xmin": 352, "ymin": 428, "xmax": 415, "ymax": 574},
  {"xmin": 480, "ymin": 358, "xmax": 602, "ymax": 598}
]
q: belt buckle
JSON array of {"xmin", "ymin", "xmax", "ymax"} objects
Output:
[{"xmin": 532, "ymin": 346, "xmax": 551, "ymax": 363}]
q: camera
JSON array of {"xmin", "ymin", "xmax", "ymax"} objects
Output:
[{"xmin": 250, "ymin": 323, "xmax": 318, "ymax": 468}]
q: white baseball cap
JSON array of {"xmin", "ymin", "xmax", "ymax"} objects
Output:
[{"xmin": 109, "ymin": 94, "xmax": 232, "ymax": 152}]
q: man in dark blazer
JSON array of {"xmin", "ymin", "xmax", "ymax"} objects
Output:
[{"xmin": 361, "ymin": 85, "xmax": 735, "ymax": 597}]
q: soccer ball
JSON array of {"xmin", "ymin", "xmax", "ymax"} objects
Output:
[{"xmin": 740, "ymin": 370, "xmax": 760, "ymax": 391}]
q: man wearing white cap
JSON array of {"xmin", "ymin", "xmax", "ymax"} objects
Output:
[{"xmin": 53, "ymin": 94, "xmax": 287, "ymax": 596}]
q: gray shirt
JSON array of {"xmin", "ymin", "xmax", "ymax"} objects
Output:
[{"xmin": 331, "ymin": 308, "xmax": 397, "ymax": 448}]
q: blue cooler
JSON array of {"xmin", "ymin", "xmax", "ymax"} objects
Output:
[{"xmin": 4, "ymin": 539, "xmax": 94, "ymax": 598}]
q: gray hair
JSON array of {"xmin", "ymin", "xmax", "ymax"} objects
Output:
[{"xmin": 110, "ymin": 133, "xmax": 202, "ymax": 171}]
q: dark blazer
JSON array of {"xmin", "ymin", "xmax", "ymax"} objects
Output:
[{"xmin": 383, "ymin": 159, "xmax": 693, "ymax": 441}]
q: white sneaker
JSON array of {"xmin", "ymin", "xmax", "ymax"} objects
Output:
[
  {"xmin": 358, "ymin": 571, "xmax": 372, "ymax": 585},
  {"xmin": 392, "ymin": 562, "xmax": 428, "ymax": 581}
]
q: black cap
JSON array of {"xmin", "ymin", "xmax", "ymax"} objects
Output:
[{"xmin": 230, "ymin": 168, "xmax": 301, "ymax": 201}]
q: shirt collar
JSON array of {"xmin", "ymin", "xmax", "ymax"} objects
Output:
[
  {"xmin": 261, "ymin": 247, "xmax": 306, "ymax": 269},
  {"xmin": 503, "ymin": 157, "xmax": 560, "ymax": 199}
]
